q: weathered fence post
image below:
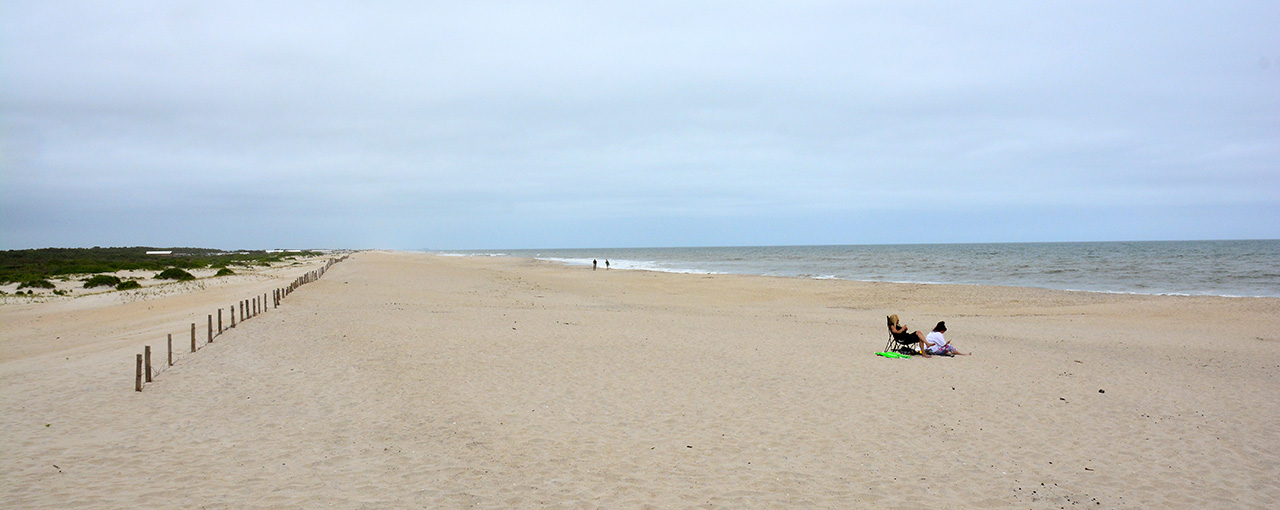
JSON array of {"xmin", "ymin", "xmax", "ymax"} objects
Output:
[
  {"xmin": 167, "ymin": 334, "xmax": 173, "ymax": 366},
  {"xmin": 191, "ymin": 323, "xmax": 196, "ymax": 352},
  {"xmin": 208, "ymin": 314, "xmax": 213, "ymax": 343},
  {"xmin": 136, "ymin": 354, "xmax": 143, "ymax": 392},
  {"xmin": 230, "ymin": 305, "xmax": 236, "ymax": 328},
  {"xmin": 218, "ymin": 309, "xmax": 223, "ymax": 335},
  {"xmin": 144, "ymin": 345, "xmax": 152, "ymax": 383}
]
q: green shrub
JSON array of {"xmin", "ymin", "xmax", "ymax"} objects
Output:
[
  {"xmin": 116, "ymin": 280, "xmax": 142, "ymax": 290},
  {"xmin": 18, "ymin": 279, "xmax": 55, "ymax": 289},
  {"xmin": 0, "ymin": 247, "xmax": 323, "ymax": 284},
  {"xmin": 215, "ymin": 267, "xmax": 235, "ymax": 276},
  {"xmin": 83, "ymin": 274, "xmax": 123, "ymax": 288},
  {"xmin": 155, "ymin": 268, "xmax": 195, "ymax": 281}
]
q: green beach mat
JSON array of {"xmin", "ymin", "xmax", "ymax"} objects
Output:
[{"xmin": 875, "ymin": 351, "xmax": 912, "ymax": 358}]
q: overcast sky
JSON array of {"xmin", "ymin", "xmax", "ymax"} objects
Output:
[{"xmin": 2, "ymin": 1, "xmax": 1277, "ymax": 250}]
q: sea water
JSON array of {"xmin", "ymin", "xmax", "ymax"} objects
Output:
[{"xmin": 446, "ymin": 240, "xmax": 1280, "ymax": 298}]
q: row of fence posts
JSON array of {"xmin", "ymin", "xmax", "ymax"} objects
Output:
[{"xmin": 135, "ymin": 255, "xmax": 349, "ymax": 392}]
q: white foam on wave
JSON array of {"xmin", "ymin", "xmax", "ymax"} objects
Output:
[
  {"xmin": 537, "ymin": 257, "xmax": 594, "ymax": 267},
  {"xmin": 535, "ymin": 257, "xmax": 724, "ymax": 275},
  {"xmin": 436, "ymin": 252, "xmax": 509, "ymax": 257}
]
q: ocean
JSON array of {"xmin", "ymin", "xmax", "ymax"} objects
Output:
[{"xmin": 445, "ymin": 240, "xmax": 1280, "ymax": 298}]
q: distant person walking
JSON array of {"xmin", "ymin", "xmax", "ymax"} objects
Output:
[
  {"xmin": 923, "ymin": 321, "xmax": 969, "ymax": 356},
  {"xmin": 605, "ymin": 259, "xmax": 610, "ymax": 270},
  {"xmin": 593, "ymin": 259, "xmax": 598, "ymax": 271}
]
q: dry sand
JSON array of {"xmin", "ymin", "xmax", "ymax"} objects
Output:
[{"xmin": 2, "ymin": 251, "xmax": 1278, "ymax": 509}]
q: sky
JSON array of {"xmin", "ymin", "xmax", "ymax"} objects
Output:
[{"xmin": 2, "ymin": 1, "xmax": 1278, "ymax": 250}]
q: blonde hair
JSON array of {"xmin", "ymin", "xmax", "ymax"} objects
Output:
[{"xmin": 887, "ymin": 314, "xmax": 900, "ymax": 327}]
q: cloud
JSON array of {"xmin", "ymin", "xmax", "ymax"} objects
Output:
[{"xmin": 3, "ymin": 1, "xmax": 1278, "ymax": 249}]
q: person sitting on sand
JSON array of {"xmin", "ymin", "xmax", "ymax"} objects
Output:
[
  {"xmin": 924, "ymin": 321, "xmax": 969, "ymax": 356},
  {"xmin": 888, "ymin": 314, "xmax": 930, "ymax": 357}
]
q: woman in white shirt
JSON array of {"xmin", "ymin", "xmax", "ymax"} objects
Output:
[{"xmin": 923, "ymin": 321, "xmax": 969, "ymax": 356}]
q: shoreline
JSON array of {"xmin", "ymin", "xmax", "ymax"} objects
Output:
[
  {"xmin": 452, "ymin": 252, "xmax": 1280, "ymax": 300},
  {"xmin": 439, "ymin": 239, "xmax": 1280, "ymax": 299},
  {"xmin": 3, "ymin": 251, "xmax": 1278, "ymax": 508}
]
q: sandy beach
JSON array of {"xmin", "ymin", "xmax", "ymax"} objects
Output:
[{"xmin": 2, "ymin": 250, "xmax": 1277, "ymax": 508}]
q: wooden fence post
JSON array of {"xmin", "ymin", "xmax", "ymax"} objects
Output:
[
  {"xmin": 208, "ymin": 314, "xmax": 213, "ymax": 343},
  {"xmin": 167, "ymin": 334, "xmax": 173, "ymax": 366},
  {"xmin": 191, "ymin": 323, "xmax": 196, "ymax": 352},
  {"xmin": 231, "ymin": 305, "xmax": 236, "ymax": 328},
  {"xmin": 144, "ymin": 345, "xmax": 152, "ymax": 383},
  {"xmin": 136, "ymin": 354, "xmax": 143, "ymax": 392},
  {"xmin": 218, "ymin": 308, "xmax": 223, "ymax": 335}
]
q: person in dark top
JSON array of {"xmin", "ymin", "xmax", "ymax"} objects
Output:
[{"xmin": 887, "ymin": 314, "xmax": 930, "ymax": 357}]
